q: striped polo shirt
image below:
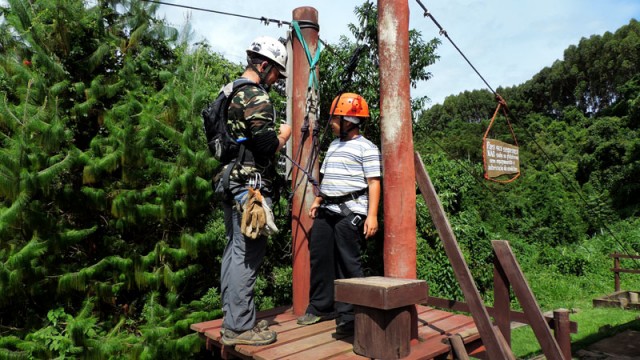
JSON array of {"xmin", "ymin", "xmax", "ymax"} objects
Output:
[{"xmin": 320, "ymin": 135, "xmax": 382, "ymax": 216}]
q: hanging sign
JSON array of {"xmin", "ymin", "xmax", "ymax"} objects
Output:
[
  {"xmin": 483, "ymin": 139, "xmax": 520, "ymax": 178},
  {"xmin": 482, "ymin": 95, "xmax": 520, "ymax": 183}
]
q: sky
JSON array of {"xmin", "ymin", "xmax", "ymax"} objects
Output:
[
  {"xmin": 153, "ymin": 0, "xmax": 639, "ymax": 108},
  {"xmin": 3, "ymin": 1, "xmax": 640, "ymax": 107}
]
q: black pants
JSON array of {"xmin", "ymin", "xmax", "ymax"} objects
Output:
[{"xmin": 306, "ymin": 208, "xmax": 365, "ymax": 324}]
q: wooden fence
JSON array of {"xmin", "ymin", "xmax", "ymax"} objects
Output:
[{"xmin": 611, "ymin": 253, "xmax": 640, "ymax": 292}]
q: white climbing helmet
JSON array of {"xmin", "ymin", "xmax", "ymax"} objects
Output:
[{"xmin": 246, "ymin": 36, "xmax": 288, "ymax": 78}]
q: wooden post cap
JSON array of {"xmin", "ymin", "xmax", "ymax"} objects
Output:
[{"xmin": 334, "ymin": 276, "xmax": 428, "ymax": 309}]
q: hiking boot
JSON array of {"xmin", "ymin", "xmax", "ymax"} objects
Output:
[
  {"xmin": 256, "ymin": 319, "xmax": 269, "ymax": 330},
  {"xmin": 297, "ymin": 312, "xmax": 337, "ymax": 325},
  {"xmin": 220, "ymin": 322, "xmax": 276, "ymax": 346},
  {"xmin": 221, "ymin": 320, "xmax": 269, "ymax": 337}
]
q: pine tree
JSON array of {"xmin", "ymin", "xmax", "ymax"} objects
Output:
[{"xmin": 1, "ymin": 1, "xmax": 239, "ymax": 357}]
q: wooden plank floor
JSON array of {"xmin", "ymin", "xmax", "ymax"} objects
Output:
[{"xmin": 191, "ymin": 305, "xmax": 485, "ymax": 359}]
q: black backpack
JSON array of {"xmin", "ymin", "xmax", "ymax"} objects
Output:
[{"xmin": 202, "ymin": 79, "xmax": 258, "ymax": 164}]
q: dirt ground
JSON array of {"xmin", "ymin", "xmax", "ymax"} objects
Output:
[{"xmin": 575, "ymin": 329, "xmax": 640, "ymax": 359}]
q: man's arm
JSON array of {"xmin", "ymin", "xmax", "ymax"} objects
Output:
[
  {"xmin": 277, "ymin": 124, "xmax": 292, "ymax": 151},
  {"xmin": 363, "ymin": 177, "xmax": 381, "ymax": 239},
  {"xmin": 242, "ymin": 88, "xmax": 287, "ymax": 155}
]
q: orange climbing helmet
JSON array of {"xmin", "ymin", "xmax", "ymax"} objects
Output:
[{"xmin": 330, "ymin": 93, "xmax": 370, "ymax": 119}]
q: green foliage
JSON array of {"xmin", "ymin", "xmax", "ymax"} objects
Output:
[
  {"xmin": 0, "ymin": 1, "xmax": 230, "ymax": 358},
  {"xmin": 414, "ymin": 152, "xmax": 496, "ymax": 298},
  {"xmin": 538, "ymin": 246, "xmax": 594, "ymax": 276},
  {"xmin": 200, "ymin": 287, "xmax": 222, "ymax": 312},
  {"xmin": 28, "ymin": 308, "xmax": 83, "ymax": 359},
  {"xmin": 1, "ymin": 0, "xmax": 639, "ymax": 358},
  {"xmin": 417, "ymin": 236, "xmax": 462, "ymax": 300},
  {"xmin": 418, "ymin": 19, "xmax": 640, "ymax": 249}
]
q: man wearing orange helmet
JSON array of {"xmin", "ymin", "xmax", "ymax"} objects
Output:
[
  {"xmin": 217, "ymin": 36, "xmax": 292, "ymax": 347},
  {"xmin": 296, "ymin": 93, "xmax": 382, "ymax": 335}
]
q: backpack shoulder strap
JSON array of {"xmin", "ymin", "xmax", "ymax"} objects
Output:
[
  {"xmin": 222, "ymin": 78, "xmax": 262, "ymax": 124},
  {"xmin": 220, "ymin": 79, "xmax": 261, "ymax": 191},
  {"xmin": 221, "ymin": 144, "xmax": 243, "ymax": 192},
  {"xmin": 230, "ymin": 78, "xmax": 261, "ymax": 95}
]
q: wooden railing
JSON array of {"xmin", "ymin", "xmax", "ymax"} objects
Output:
[
  {"xmin": 415, "ymin": 152, "xmax": 577, "ymax": 360},
  {"xmin": 611, "ymin": 253, "xmax": 640, "ymax": 292},
  {"xmin": 425, "ymin": 242, "xmax": 578, "ymax": 360}
]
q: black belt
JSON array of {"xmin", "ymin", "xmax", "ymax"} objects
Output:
[{"xmin": 319, "ymin": 188, "xmax": 367, "ymax": 205}]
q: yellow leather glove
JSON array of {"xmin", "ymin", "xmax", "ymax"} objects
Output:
[{"xmin": 241, "ymin": 188, "xmax": 267, "ymax": 240}]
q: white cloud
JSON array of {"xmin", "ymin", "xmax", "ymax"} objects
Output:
[{"xmin": 12, "ymin": 0, "xmax": 629, "ymax": 109}]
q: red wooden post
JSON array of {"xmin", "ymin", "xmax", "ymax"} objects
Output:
[
  {"xmin": 290, "ymin": 7, "xmax": 319, "ymax": 315},
  {"xmin": 377, "ymin": 0, "xmax": 417, "ymax": 279},
  {"xmin": 553, "ymin": 309, "xmax": 572, "ymax": 360}
]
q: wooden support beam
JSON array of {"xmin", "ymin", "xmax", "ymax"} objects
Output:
[
  {"xmin": 493, "ymin": 254, "xmax": 512, "ymax": 345},
  {"xmin": 492, "ymin": 240, "xmax": 566, "ymax": 360},
  {"xmin": 448, "ymin": 334, "xmax": 471, "ymax": 360},
  {"xmin": 414, "ymin": 152, "xmax": 515, "ymax": 360}
]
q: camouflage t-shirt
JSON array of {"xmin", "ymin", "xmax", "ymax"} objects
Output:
[
  {"xmin": 224, "ymin": 80, "xmax": 280, "ymax": 195},
  {"xmin": 227, "ymin": 83, "xmax": 276, "ymax": 141}
]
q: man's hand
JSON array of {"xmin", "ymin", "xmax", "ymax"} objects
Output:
[
  {"xmin": 308, "ymin": 196, "xmax": 322, "ymax": 219},
  {"xmin": 363, "ymin": 216, "xmax": 378, "ymax": 239}
]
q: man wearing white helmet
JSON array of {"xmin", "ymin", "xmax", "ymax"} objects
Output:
[
  {"xmin": 246, "ymin": 36, "xmax": 288, "ymax": 84},
  {"xmin": 218, "ymin": 36, "xmax": 291, "ymax": 346}
]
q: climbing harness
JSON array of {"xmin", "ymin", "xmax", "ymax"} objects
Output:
[{"xmin": 320, "ymin": 189, "xmax": 368, "ymax": 227}]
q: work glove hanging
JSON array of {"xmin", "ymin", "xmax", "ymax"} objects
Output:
[
  {"xmin": 261, "ymin": 200, "xmax": 279, "ymax": 236},
  {"xmin": 241, "ymin": 187, "xmax": 267, "ymax": 240}
]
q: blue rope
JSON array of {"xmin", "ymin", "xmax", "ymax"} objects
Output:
[{"xmin": 292, "ymin": 20, "xmax": 323, "ymax": 90}]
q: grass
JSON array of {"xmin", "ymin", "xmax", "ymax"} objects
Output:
[
  {"xmin": 511, "ymin": 303, "xmax": 640, "ymax": 359},
  {"xmin": 507, "ymin": 246, "xmax": 640, "ymax": 359}
]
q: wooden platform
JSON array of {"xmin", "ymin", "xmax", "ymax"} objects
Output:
[{"xmin": 191, "ymin": 305, "xmax": 486, "ymax": 359}]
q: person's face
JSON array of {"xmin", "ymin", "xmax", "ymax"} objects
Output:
[
  {"xmin": 261, "ymin": 61, "xmax": 282, "ymax": 86},
  {"xmin": 330, "ymin": 115, "xmax": 341, "ymax": 136}
]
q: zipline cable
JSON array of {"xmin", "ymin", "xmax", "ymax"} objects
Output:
[
  {"xmin": 415, "ymin": 0, "xmax": 496, "ymax": 96},
  {"xmin": 141, "ymin": 0, "xmax": 292, "ymax": 27}
]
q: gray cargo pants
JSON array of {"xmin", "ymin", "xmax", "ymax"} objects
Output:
[{"xmin": 220, "ymin": 196, "xmax": 270, "ymax": 333}]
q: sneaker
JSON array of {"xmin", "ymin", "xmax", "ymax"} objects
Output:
[
  {"xmin": 335, "ymin": 321, "xmax": 354, "ymax": 336},
  {"xmin": 220, "ymin": 323, "xmax": 276, "ymax": 346},
  {"xmin": 297, "ymin": 313, "xmax": 321, "ymax": 325},
  {"xmin": 297, "ymin": 312, "xmax": 337, "ymax": 325}
]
